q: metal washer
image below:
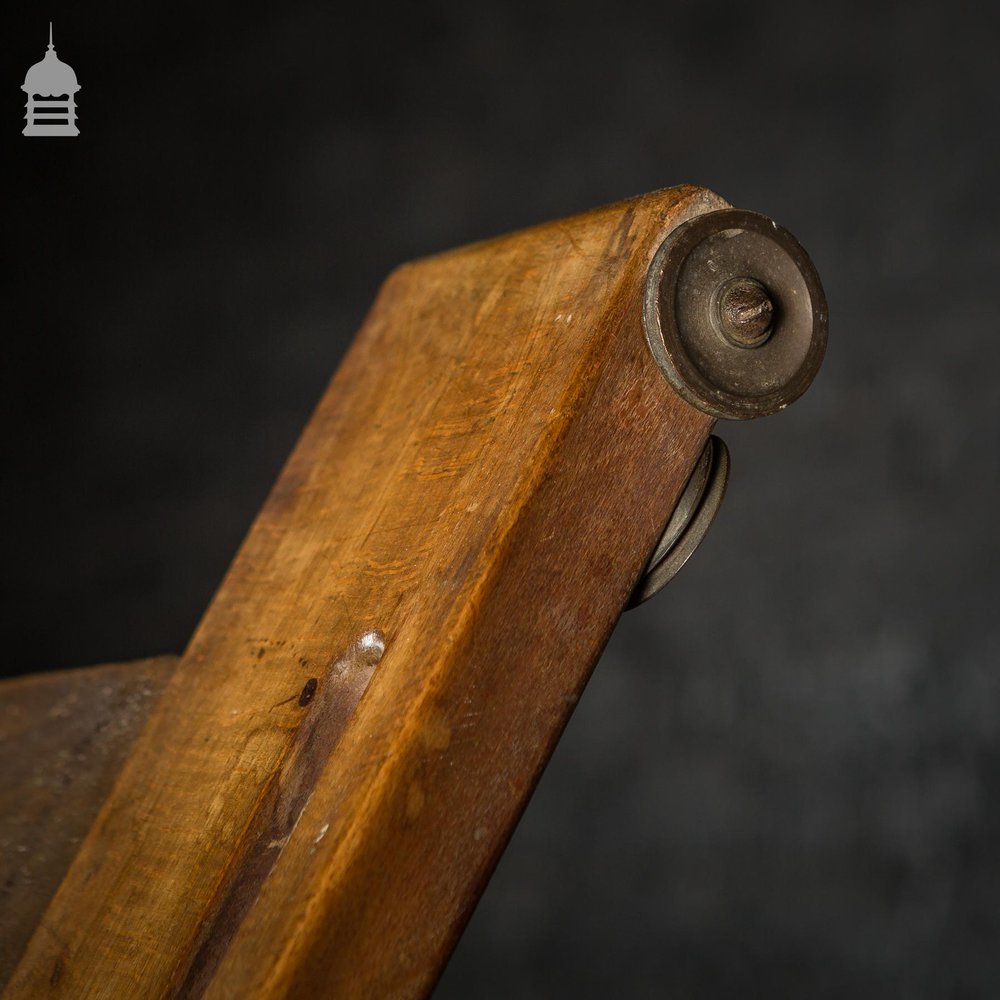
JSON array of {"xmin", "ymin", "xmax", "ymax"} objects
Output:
[{"xmin": 644, "ymin": 209, "xmax": 828, "ymax": 420}]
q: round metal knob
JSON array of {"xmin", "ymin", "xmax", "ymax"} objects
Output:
[{"xmin": 644, "ymin": 208, "xmax": 828, "ymax": 420}]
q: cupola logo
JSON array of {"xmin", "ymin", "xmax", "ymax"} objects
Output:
[{"xmin": 22, "ymin": 23, "xmax": 80, "ymax": 137}]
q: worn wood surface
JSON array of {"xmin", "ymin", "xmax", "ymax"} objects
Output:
[
  {"xmin": 0, "ymin": 657, "xmax": 176, "ymax": 990},
  {"xmin": 6, "ymin": 185, "xmax": 724, "ymax": 999}
]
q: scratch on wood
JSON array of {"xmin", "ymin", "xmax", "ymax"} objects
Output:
[{"xmin": 175, "ymin": 632, "xmax": 385, "ymax": 999}]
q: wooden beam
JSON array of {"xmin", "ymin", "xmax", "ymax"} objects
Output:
[
  {"xmin": 0, "ymin": 658, "xmax": 176, "ymax": 990},
  {"xmin": 7, "ymin": 186, "xmax": 724, "ymax": 999}
]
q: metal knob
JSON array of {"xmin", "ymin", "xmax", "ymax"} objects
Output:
[{"xmin": 643, "ymin": 208, "xmax": 828, "ymax": 421}]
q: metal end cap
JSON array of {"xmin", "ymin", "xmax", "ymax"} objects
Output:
[{"xmin": 644, "ymin": 208, "xmax": 828, "ymax": 420}]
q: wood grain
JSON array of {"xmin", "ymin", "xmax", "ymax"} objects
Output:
[
  {"xmin": 6, "ymin": 185, "xmax": 724, "ymax": 999},
  {"xmin": 0, "ymin": 658, "xmax": 175, "ymax": 990}
]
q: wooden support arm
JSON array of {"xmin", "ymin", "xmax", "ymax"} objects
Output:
[
  {"xmin": 0, "ymin": 658, "xmax": 176, "ymax": 990},
  {"xmin": 4, "ymin": 185, "xmax": 825, "ymax": 999}
]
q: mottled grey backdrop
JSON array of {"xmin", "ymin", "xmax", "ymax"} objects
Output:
[{"xmin": 3, "ymin": 1, "xmax": 998, "ymax": 996}]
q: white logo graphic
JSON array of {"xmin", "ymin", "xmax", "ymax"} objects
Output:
[{"xmin": 22, "ymin": 23, "xmax": 80, "ymax": 137}]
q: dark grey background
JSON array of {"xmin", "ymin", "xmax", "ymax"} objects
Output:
[{"xmin": 3, "ymin": 1, "xmax": 998, "ymax": 996}]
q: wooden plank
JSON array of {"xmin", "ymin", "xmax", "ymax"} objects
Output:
[
  {"xmin": 6, "ymin": 185, "xmax": 724, "ymax": 999},
  {"xmin": 0, "ymin": 658, "xmax": 176, "ymax": 990}
]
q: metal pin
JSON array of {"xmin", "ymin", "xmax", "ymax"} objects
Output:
[{"xmin": 716, "ymin": 277, "xmax": 774, "ymax": 348}]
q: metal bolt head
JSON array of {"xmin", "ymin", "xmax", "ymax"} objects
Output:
[{"xmin": 716, "ymin": 277, "xmax": 774, "ymax": 348}]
